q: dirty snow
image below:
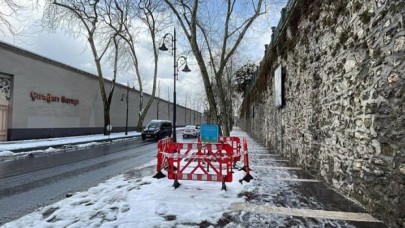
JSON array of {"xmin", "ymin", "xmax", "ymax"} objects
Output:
[
  {"xmin": 1, "ymin": 129, "xmax": 375, "ymax": 227},
  {"xmin": 0, "ymin": 131, "xmax": 141, "ymax": 153}
]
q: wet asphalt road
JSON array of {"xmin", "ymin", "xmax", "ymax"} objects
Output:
[{"xmin": 0, "ymin": 137, "xmax": 159, "ymax": 225}]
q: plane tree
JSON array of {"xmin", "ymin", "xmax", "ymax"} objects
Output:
[
  {"xmin": 43, "ymin": 0, "xmax": 125, "ymax": 135},
  {"xmin": 113, "ymin": 0, "xmax": 169, "ymax": 131},
  {"xmin": 0, "ymin": 0, "xmax": 34, "ymax": 37},
  {"xmin": 163, "ymin": 0, "xmax": 272, "ymax": 136}
]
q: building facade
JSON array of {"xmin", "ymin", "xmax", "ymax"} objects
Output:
[{"xmin": 0, "ymin": 41, "xmax": 202, "ymax": 141}]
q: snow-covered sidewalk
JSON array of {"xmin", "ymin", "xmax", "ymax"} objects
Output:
[
  {"xmin": 0, "ymin": 131, "xmax": 141, "ymax": 158},
  {"xmin": 1, "ymin": 128, "xmax": 384, "ymax": 227}
]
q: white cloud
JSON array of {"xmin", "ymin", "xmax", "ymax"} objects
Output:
[{"xmin": 1, "ymin": 1, "xmax": 288, "ymax": 112}]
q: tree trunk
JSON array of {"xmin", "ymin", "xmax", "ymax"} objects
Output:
[
  {"xmin": 189, "ymin": 40, "xmax": 218, "ymax": 124},
  {"xmin": 215, "ymin": 67, "xmax": 230, "ymax": 136},
  {"xmin": 137, "ymin": 113, "xmax": 145, "ymax": 132},
  {"xmin": 137, "ymin": 91, "xmax": 144, "ymax": 132},
  {"xmin": 103, "ymin": 104, "xmax": 111, "ymax": 135},
  {"xmin": 89, "ymin": 37, "xmax": 111, "ymax": 135}
]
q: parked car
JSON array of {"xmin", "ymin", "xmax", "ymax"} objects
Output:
[
  {"xmin": 182, "ymin": 125, "xmax": 200, "ymax": 138},
  {"xmin": 141, "ymin": 120, "xmax": 172, "ymax": 141}
]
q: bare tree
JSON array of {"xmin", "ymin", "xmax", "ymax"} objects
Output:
[
  {"xmin": 0, "ymin": 0, "xmax": 19, "ymax": 35},
  {"xmin": 163, "ymin": 0, "xmax": 270, "ymax": 136},
  {"xmin": 43, "ymin": 0, "xmax": 124, "ymax": 135},
  {"xmin": 223, "ymin": 59, "xmax": 236, "ymax": 132},
  {"xmin": 211, "ymin": 55, "xmax": 243, "ymax": 132},
  {"xmin": 0, "ymin": 0, "xmax": 32, "ymax": 37},
  {"xmin": 114, "ymin": 0, "xmax": 168, "ymax": 131}
]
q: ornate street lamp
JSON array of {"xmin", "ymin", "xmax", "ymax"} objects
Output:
[{"xmin": 159, "ymin": 28, "xmax": 191, "ymax": 142}]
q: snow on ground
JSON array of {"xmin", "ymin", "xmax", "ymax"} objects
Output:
[
  {"xmin": 0, "ymin": 132, "xmax": 141, "ymax": 160},
  {"xmin": 0, "ymin": 131, "xmax": 141, "ymax": 152},
  {"xmin": 1, "ymin": 128, "xmax": 369, "ymax": 227},
  {"xmin": 0, "ymin": 130, "xmax": 252, "ymax": 227},
  {"xmin": 0, "ymin": 151, "xmax": 14, "ymax": 157},
  {"xmin": 2, "ymin": 152, "xmax": 251, "ymax": 227},
  {"xmin": 2, "ymin": 162, "xmax": 247, "ymax": 227}
]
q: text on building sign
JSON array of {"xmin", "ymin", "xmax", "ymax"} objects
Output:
[{"xmin": 30, "ymin": 91, "xmax": 79, "ymax": 106}]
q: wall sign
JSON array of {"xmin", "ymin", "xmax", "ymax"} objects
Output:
[
  {"xmin": 30, "ymin": 91, "xmax": 79, "ymax": 106},
  {"xmin": 274, "ymin": 65, "xmax": 282, "ymax": 108}
]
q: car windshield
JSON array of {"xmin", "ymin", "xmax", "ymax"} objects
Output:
[
  {"xmin": 185, "ymin": 125, "xmax": 196, "ymax": 129},
  {"xmin": 147, "ymin": 121, "xmax": 161, "ymax": 128}
]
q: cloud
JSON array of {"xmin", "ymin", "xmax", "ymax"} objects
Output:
[{"xmin": 1, "ymin": 0, "xmax": 287, "ymax": 113}]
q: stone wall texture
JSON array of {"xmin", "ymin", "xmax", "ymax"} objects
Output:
[{"xmin": 239, "ymin": 0, "xmax": 404, "ymax": 227}]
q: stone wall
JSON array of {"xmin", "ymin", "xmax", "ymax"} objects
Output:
[{"xmin": 239, "ymin": 0, "xmax": 404, "ymax": 227}]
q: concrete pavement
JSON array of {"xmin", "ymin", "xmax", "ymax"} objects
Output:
[{"xmin": 220, "ymin": 128, "xmax": 387, "ymax": 227}]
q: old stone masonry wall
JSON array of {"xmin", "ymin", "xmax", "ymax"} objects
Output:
[{"xmin": 239, "ymin": 0, "xmax": 404, "ymax": 227}]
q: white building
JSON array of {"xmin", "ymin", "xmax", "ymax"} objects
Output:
[{"xmin": 0, "ymin": 41, "xmax": 201, "ymax": 141}]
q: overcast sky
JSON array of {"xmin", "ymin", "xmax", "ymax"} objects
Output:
[{"xmin": 1, "ymin": 0, "xmax": 287, "ymax": 111}]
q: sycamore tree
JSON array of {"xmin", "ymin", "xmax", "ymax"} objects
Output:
[
  {"xmin": 212, "ymin": 56, "xmax": 246, "ymax": 132},
  {"xmin": 114, "ymin": 0, "xmax": 169, "ymax": 131},
  {"xmin": 0, "ymin": 0, "xmax": 35, "ymax": 37},
  {"xmin": 43, "ymin": 0, "xmax": 125, "ymax": 135},
  {"xmin": 163, "ymin": 0, "xmax": 275, "ymax": 136},
  {"xmin": 0, "ymin": 0, "xmax": 20, "ymax": 36}
]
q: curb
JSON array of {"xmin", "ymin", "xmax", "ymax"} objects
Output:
[{"xmin": 7, "ymin": 135, "xmax": 141, "ymax": 153}]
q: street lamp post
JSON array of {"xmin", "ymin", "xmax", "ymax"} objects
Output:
[
  {"xmin": 121, "ymin": 86, "xmax": 129, "ymax": 135},
  {"xmin": 159, "ymin": 28, "xmax": 191, "ymax": 142}
]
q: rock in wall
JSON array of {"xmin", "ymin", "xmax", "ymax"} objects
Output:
[{"xmin": 239, "ymin": 0, "xmax": 404, "ymax": 227}]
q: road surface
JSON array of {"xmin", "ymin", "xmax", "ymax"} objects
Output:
[{"xmin": 0, "ymin": 137, "xmax": 165, "ymax": 225}]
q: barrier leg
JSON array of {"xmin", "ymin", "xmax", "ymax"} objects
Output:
[
  {"xmin": 239, "ymin": 139, "xmax": 254, "ymax": 183},
  {"xmin": 240, "ymin": 160, "xmax": 254, "ymax": 183},
  {"xmin": 238, "ymin": 165, "xmax": 251, "ymax": 172},
  {"xmin": 153, "ymin": 171, "xmax": 166, "ymax": 179},
  {"xmin": 173, "ymin": 177, "xmax": 181, "ymax": 189},
  {"xmin": 153, "ymin": 152, "xmax": 166, "ymax": 179},
  {"xmin": 242, "ymin": 172, "xmax": 254, "ymax": 182},
  {"xmin": 221, "ymin": 180, "xmax": 227, "ymax": 191}
]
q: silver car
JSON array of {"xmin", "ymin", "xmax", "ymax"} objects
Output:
[{"xmin": 182, "ymin": 125, "xmax": 200, "ymax": 138}]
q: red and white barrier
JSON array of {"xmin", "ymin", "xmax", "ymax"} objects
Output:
[
  {"xmin": 154, "ymin": 136, "xmax": 252, "ymax": 190},
  {"xmin": 239, "ymin": 138, "xmax": 253, "ymax": 183},
  {"xmin": 218, "ymin": 136, "xmax": 242, "ymax": 163}
]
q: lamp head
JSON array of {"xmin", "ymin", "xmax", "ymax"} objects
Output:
[
  {"xmin": 182, "ymin": 63, "xmax": 191, "ymax": 72},
  {"xmin": 159, "ymin": 43, "xmax": 169, "ymax": 51}
]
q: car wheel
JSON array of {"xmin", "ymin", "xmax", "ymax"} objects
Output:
[{"xmin": 141, "ymin": 135, "xmax": 146, "ymax": 141}]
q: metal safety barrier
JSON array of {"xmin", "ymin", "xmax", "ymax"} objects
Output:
[
  {"xmin": 218, "ymin": 136, "xmax": 242, "ymax": 167},
  {"xmin": 153, "ymin": 136, "xmax": 253, "ymax": 190},
  {"xmin": 239, "ymin": 138, "xmax": 253, "ymax": 183}
]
